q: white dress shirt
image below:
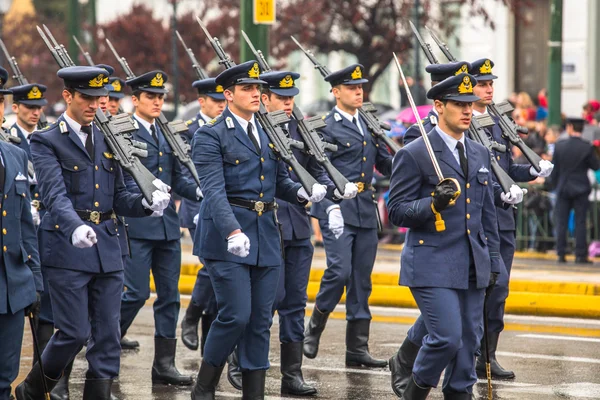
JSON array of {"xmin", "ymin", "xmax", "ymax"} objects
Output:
[
  {"xmin": 63, "ymin": 112, "xmax": 93, "ymax": 146},
  {"xmin": 435, "ymin": 126, "xmax": 466, "ymax": 167},
  {"xmin": 230, "ymin": 111, "xmax": 261, "ymax": 149},
  {"xmin": 335, "ymin": 106, "xmax": 364, "ymax": 136}
]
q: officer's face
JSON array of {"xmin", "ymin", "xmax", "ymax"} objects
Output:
[
  {"xmin": 107, "ymin": 98, "xmax": 121, "ymax": 116},
  {"xmin": 473, "ymin": 79, "xmax": 494, "ymax": 107},
  {"xmin": 198, "ymin": 96, "xmax": 226, "ymax": 119},
  {"xmin": 63, "ymin": 90, "xmax": 99, "ymax": 125},
  {"xmin": 98, "ymin": 95, "xmax": 109, "ymax": 113},
  {"xmin": 436, "ymin": 100, "xmax": 473, "ymax": 134},
  {"xmin": 225, "ymin": 84, "xmax": 261, "ymax": 118},
  {"xmin": 133, "ymin": 92, "xmax": 165, "ymax": 121},
  {"xmin": 333, "ymin": 84, "xmax": 363, "ymax": 112},
  {"xmin": 12, "ymin": 103, "xmax": 41, "ymax": 130},
  {"xmin": 261, "ymin": 93, "xmax": 295, "ymax": 116}
]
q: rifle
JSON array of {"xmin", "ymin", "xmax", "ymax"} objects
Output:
[
  {"xmin": 197, "ymin": 17, "xmax": 318, "ymax": 195},
  {"xmin": 37, "ymin": 25, "xmax": 159, "ymax": 203},
  {"xmin": 0, "ymin": 38, "xmax": 49, "ymax": 130},
  {"xmin": 105, "ymin": 38, "xmax": 201, "ymax": 188},
  {"xmin": 241, "ymin": 30, "xmax": 350, "ymax": 194},
  {"xmin": 73, "ymin": 35, "xmax": 94, "ymax": 65},
  {"xmin": 291, "ymin": 36, "xmax": 400, "ymax": 155},
  {"xmin": 176, "ymin": 31, "xmax": 208, "ymax": 80},
  {"xmin": 425, "ymin": 26, "xmax": 542, "ymax": 172}
]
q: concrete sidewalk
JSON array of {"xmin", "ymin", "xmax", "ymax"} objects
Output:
[{"xmin": 168, "ymin": 240, "xmax": 600, "ymax": 319}]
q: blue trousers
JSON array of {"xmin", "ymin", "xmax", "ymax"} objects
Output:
[
  {"xmin": 0, "ymin": 309, "xmax": 25, "ymax": 400},
  {"xmin": 203, "ymin": 261, "xmax": 279, "ymax": 371},
  {"xmin": 485, "ymin": 230, "xmax": 513, "ymax": 333},
  {"xmin": 316, "ymin": 221, "xmax": 377, "ymax": 320},
  {"xmin": 42, "ymin": 267, "xmax": 124, "ymax": 380},
  {"xmin": 39, "ymin": 267, "xmax": 54, "ymax": 325},
  {"xmin": 411, "ymin": 283, "xmax": 485, "ymax": 394},
  {"xmin": 273, "ymin": 238, "xmax": 313, "ymax": 343},
  {"xmin": 120, "ymin": 238, "xmax": 181, "ymax": 338}
]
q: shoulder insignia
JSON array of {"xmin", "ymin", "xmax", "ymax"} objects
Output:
[
  {"xmin": 185, "ymin": 119, "xmax": 193, "ymax": 126},
  {"xmin": 334, "ymin": 113, "xmax": 342, "ymax": 122},
  {"xmin": 198, "ymin": 119, "xmax": 205, "ymax": 127},
  {"xmin": 132, "ymin": 119, "xmax": 139, "ymax": 130},
  {"xmin": 10, "ymin": 127, "xmax": 17, "ymax": 137},
  {"xmin": 59, "ymin": 121, "xmax": 68, "ymax": 134},
  {"xmin": 103, "ymin": 152, "xmax": 114, "ymax": 159},
  {"xmin": 225, "ymin": 116, "xmax": 235, "ymax": 129},
  {"xmin": 430, "ymin": 115, "xmax": 438, "ymax": 126}
]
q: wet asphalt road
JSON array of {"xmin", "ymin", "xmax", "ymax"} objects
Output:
[{"xmin": 16, "ymin": 301, "xmax": 600, "ymax": 399}]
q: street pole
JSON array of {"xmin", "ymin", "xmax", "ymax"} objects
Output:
[
  {"xmin": 68, "ymin": 0, "xmax": 79, "ymax": 61},
  {"xmin": 171, "ymin": 0, "xmax": 179, "ymax": 117},
  {"xmin": 240, "ymin": 0, "xmax": 269, "ymax": 63},
  {"xmin": 547, "ymin": 0, "xmax": 563, "ymax": 126}
]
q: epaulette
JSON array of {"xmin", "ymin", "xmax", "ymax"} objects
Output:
[
  {"xmin": 206, "ymin": 115, "xmax": 224, "ymax": 127},
  {"xmin": 185, "ymin": 117, "xmax": 197, "ymax": 126}
]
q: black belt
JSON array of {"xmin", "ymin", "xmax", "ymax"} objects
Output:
[
  {"xmin": 75, "ymin": 209, "xmax": 116, "ymax": 224},
  {"xmin": 228, "ymin": 198, "xmax": 277, "ymax": 216}
]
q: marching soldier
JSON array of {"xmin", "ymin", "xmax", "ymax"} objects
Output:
[
  {"xmin": 304, "ymin": 64, "xmax": 392, "ymax": 368},
  {"xmin": 180, "ymin": 78, "xmax": 225, "ymax": 355},
  {"xmin": 0, "ymin": 69, "xmax": 42, "ymax": 400},
  {"xmin": 190, "ymin": 60, "xmax": 327, "ymax": 399},
  {"xmin": 94, "ymin": 64, "xmax": 115, "ymax": 116},
  {"xmin": 107, "ymin": 77, "xmax": 127, "ymax": 116},
  {"xmin": 260, "ymin": 70, "xmax": 357, "ymax": 395},
  {"xmin": 387, "ymin": 73, "xmax": 501, "ymax": 399},
  {"xmin": 118, "ymin": 70, "xmax": 201, "ymax": 385},
  {"xmin": 17, "ymin": 65, "xmax": 170, "ymax": 399}
]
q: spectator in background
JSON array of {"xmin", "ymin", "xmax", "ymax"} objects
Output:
[
  {"xmin": 514, "ymin": 91, "xmax": 536, "ymax": 122},
  {"xmin": 582, "ymin": 100, "xmax": 600, "ymax": 124},
  {"xmin": 544, "ymin": 125, "xmax": 561, "ymax": 158}
]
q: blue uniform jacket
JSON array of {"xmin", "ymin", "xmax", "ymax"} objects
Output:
[
  {"xmin": 0, "ymin": 141, "xmax": 42, "ymax": 314},
  {"xmin": 123, "ymin": 117, "xmax": 198, "ymax": 241},
  {"xmin": 487, "ymin": 117, "xmax": 534, "ymax": 231},
  {"xmin": 10, "ymin": 124, "xmax": 42, "ymax": 204},
  {"xmin": 179, "ymin": 113, "xmax": 205, "ymax": 230},
  {"xmin": 278, "ymin": 119, "xmax": 335, "ymax": 241},
  {"xmin": 311, "ymin": 108, "xmax": 393, "ymax": 228},
  {"xmin": 31, "ymin": 115, "xmax": 150, "ymax": 273},
  {"xmin": 387, "ymin": 129, "xmax": 501, "ymax": 290},
  {"xmin": 402, "ymin": 108, "xmax": 437, "ymax": 146},
  {"xmin": 192, "ymin": 107, "xmax": 303, "ymax": 267}
]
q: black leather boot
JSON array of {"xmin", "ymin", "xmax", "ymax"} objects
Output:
[
  {"xmin": 443, "ymin": 392, "xmax": 473, "ymax": 399},
  {"xmin": 280, "ymin": 342, "xmax": 317, "ymax": 396},
  {"xmin": 200, "ymin": 313, "xmax": 216, "ymax": 356},
  {"xmin": 227, "ymin": 351, "xmax": 242, "ymax": 390},
  {"xmin": 50, "ymin": 359, "xmax": 73, "ymax": 400},
  {"xmin": 303, "ymin": 306, "xmax": 330, "ymax": 359},
  {"xmin": 402, "ymin": 375, "xmax": 431, "ymax": 400},
  {"xmin": 15, "ymin": 363, "xmax": 59, "ymax": 400},
  {"xmin": 151, "ymin": 338, "xmax": 193, "ymax": 385},
  {"xmin": 191, "ymin": 361, "xmax": 225, "ymax": 400},
  {"xmin": 82, "ymin": 379, "xmax": 114, "ymax": 400},
  {"xmin": 181, "ymin": 303, "xmax": 203, "ymax": 351},
  {"xmin": 241, "ymin": 370, "xmax": 266, "ymax": 400},
  {"xmin": 345, "ymin": 320, "xmax": 387, "ymax": 368},
  {"xmin": 33, "ymin": 323, "xmax": 54, "ymax": 367},
  {"xmin": 389, "ymin": 338, "xmax": 421, "ymax": 397},
  {"xmin": 119, "ymin": 336, "xmax": 139, "ymax": 350},
  {"xmin": 476, "ymin": 332, "xmax": 515, "ymax": 380}
]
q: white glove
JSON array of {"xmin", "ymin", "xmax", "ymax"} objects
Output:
[
  {"xmin": 152, "ymin": 179, "xmax": 171, "ymax": 193},
  {"xmin": 142, "ymin": 190, "xmax": 171, "ymax": 212},
  {"xmin": 500, "ymin": 185, "xmax": 528, "ymax": 205},
  {"xmin": 227, "ymin": 232, "xmax": 250, "ymax": 257},
  {"xmin": 72, "ymin": 225, "xmax": 97, "ymax": 248},
  {"xmin": 150, "ymin": 210, "xmax": 163, "ymax": 217},
  {"xmin": 327, "ymin": 207, "xmax": 344, "ymax": 239},
  {"xmin": 30, "ymin": 205, "xmax": 40, "ymax": 226},
  {"xmin": 193, "ymin": 213, "xmax": 199, "ymax": 226},
  {"xmin": 334, "ymin": 182, "xmax": 359, "ymax": 200},
  {"xmin": 297, "ymin": 184, "xmax": 327, "ymax": 203},
  {"xmin": 196, "ymin": 187, "xmax": 203, "ymax": 200},
  {"xmin": 530, "ymin": 159, "xmax": 554, "ymax": 178}
]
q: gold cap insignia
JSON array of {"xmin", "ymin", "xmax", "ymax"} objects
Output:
[
  {"xmin": 279, "ymin": 75, "xmax": 294, "ymax": 88},
  {"xmin": 89, "ymin": 74, "xmax": 105, "ymax": 88},
  {"xmin": 103, "ymin": 75, "xmax": 109, "ymax": 84},
  {"xmin": 27, "ymin": 86, "xmax": 42, "ymax": 100},
  {"xmin": 458, "ymin": 76, "xmax": 473, "ymax": 94},
  {"xmin": 479, "ymin": 59, "xmax": 492, "ymax": 74},
  {"xmin": 351, "ymin": 66, "xmax": 362, "ymax": 80},
  {"xmin": 111, "ymin": 80, "xmax": 122, "ymax": 92},
  {"xmin": 150, "ymin": 73, "xmax": 164, "ymax": 87},
  {"xmin": 248, "ymin": 63, "xmax": 260, "ymax": 78},
  {"xmin": 215, "ymin": 85, "xmax": 224, "ymax": 93},
  {"xmin": 455, "ymin": 64, "xmax": 469, "ymax": 75}
]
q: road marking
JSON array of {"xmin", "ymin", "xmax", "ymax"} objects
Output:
[
  {"xmin": 518, "ymin": 333, "xmax": 600, "ymax": 343},
  {"xmin": 497, "ymin": 351, "xmax": 600, "ymax": 364}
]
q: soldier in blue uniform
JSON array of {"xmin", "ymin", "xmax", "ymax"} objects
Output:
[
  {"xmin": 304, "ymin": 64, "xmax": 392, "ymax": 368},
  {"xmin": 260, "ymin": 70, "xmax": 358, "ymax": 396},
  {"xmin": 180, "ymin": 78, "xmax": 226, "ymax": 355},
  {"xmin": 402, "ymin": 61, "xmax": 471, "ymax": 146},
  {"xmin": 107, "ymin": 77, "xmax": 126, "ymax": 116},
  {"xmin": 387, "ymin": 73, "xmax": 502, "ymax": 399},
  {"xmin": 118, "ymin": 70, "xmax": 201, "ymax": 386},
  {"xmin": 190, "ymin": 60, "xmax": 327, "ymax": 399},
  {"xmin": 17, "ymin": 65, "xmax": 170, "ymax": 400},
  {"xmin": 0, "ymin": 73, "xmax": 43, "ymax": 400}
]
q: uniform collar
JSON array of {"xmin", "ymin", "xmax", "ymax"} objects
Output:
[
  {"xmin": 199, "ymin": 111, "xmax": 213, "ymax": 123},
  {"xmin": 134, "ymin": 113, "xmax": 157, "ymax": 133},
  {"xmin": 62, "ymin": 112, "xmax": 94, "ymax": 134},
  {"xmin": 334, "ymin": 106, "xmax": 359, "ymax": 123},
  {"xmin": 16, "ymin": 122, "xmax": 34, "ymax": 136},
  {"xmin": 472, "ymin": 107, "xmax": 488, "ymax": 117},
  {"xmin": 229, "ymin": 109, "xmax": 257, "ymax": 132},
  {"xmin": 435, "ymin": 126, "xmax": 465, "ymax": 153}
]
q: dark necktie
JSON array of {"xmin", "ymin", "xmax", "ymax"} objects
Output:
[
  {"xmin": 150, "ymin": 125, "xmax": 158, "ymax": 144},
  {"xmin": 82, "ymin": 125, "xmax": 94, "ymax": 161},
  {"xmin": 456, "ymin": 141, "xmax": 468, "ymax": 177},
  {"xmin": 0, "ymin": 153, "xmax": 5, "ymax": 192},
  {"xmin": 247, "ymin": 122, "xmax": 260, "ymax": 153},
  {"xmin": 352, "ymin": 117, "xmax": 360, "ymax": 132}
]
